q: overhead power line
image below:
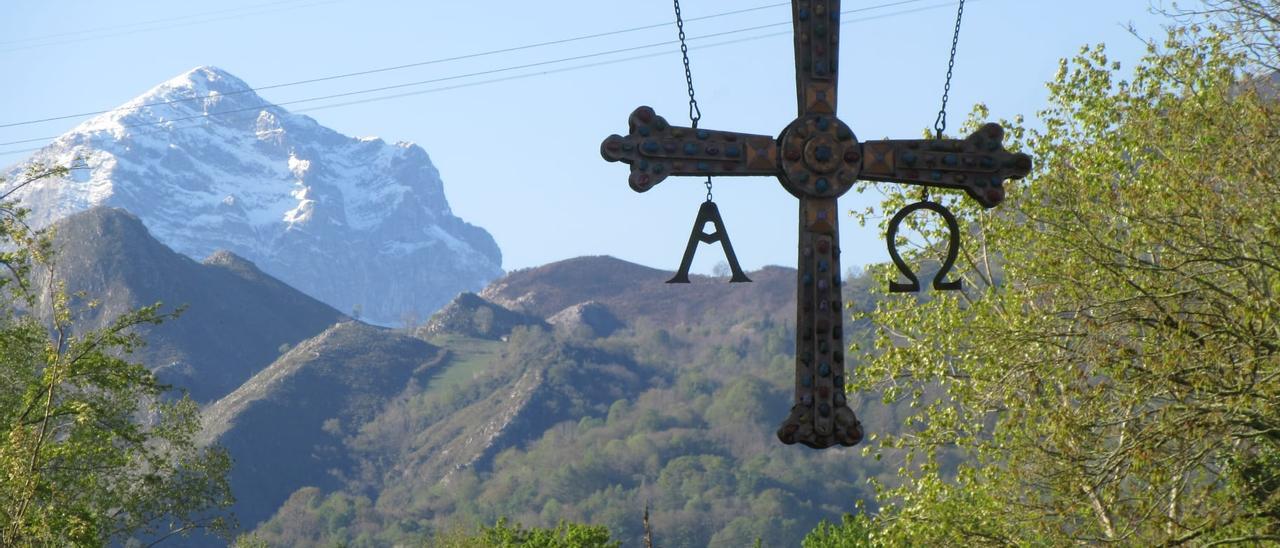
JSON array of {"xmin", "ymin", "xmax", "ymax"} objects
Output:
[
  {"xmin": 0, "ymin": 0, "xmax": 969, "ymax": 159},
  {"xmin": 0, "ymin": 0, "xmax": 350, "ymax": 53},
  {"xmin": 0, "ymin": 0, "xmax": 933, "ymax": 130}
]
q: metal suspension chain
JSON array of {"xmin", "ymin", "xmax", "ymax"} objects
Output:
[
  {"xmin": 674, "ymin": 0, "xmax": 713, "ymax": 202},
  {"xmin": 933, "ymin": 0, "xmax": 965, "ymax": 140}
]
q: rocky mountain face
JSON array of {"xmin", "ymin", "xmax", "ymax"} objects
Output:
[
  {"xmin": 198, "ymin": 321, "xmax": 445, "ymax": 537},
  {"xmin": 42, "ymin": 207, "xmax": 345, "ymax": 403},
  {"xmin": 421, "ymin": 291, "xmax": 548, "ymax": 340},
  {"xmin": 213, "ymin": 256, "xmax": 896, "ymax": 546},
  {"xmin": 2, "ymin": 66, "xmax": 502, "ymax": 324}
]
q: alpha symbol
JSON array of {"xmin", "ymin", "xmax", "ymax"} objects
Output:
[{"xmin": 667, "ymin": 200, "xmax": 751, "ymax": 284}]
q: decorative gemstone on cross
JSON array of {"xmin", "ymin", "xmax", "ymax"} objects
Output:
[{"xmin": 600, "ymin": 0, "xmax": 1032, "ymax": 449}]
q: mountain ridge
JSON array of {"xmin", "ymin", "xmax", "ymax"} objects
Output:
[
  {"xmin": 42, "ymin": 206, "xmax": 346, "ymax": 403},
  {"xmin": 3, "ymin": 65, "xmax": 502, "ymax": 324}
]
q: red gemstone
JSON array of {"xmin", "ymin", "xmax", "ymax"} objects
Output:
[
  {"xmin": 843, "ymin": 149, "xmax": 860, "ymax": 163},
  {"xmin": 637, "ymin": 108, "xmax": 654, "ymax": 123},
  {"xmin": 986, "ymin": 187, "xmax": 1005, "ymax": 205},
  {"xmin": 785, "ymin": 148, "xmax": 802, "ymax": 161}
]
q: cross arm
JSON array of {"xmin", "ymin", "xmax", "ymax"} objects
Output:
[
  {"xmin": 793, "ymin": 0, "xmax": 841, "ymax": 116},
  {"xmin": 600, "ymin": 106, "xmax": 780, "ymax": 193},
  {"xmin": 858, "ymin": 123, "xmax": 1032, "ymax": 208}
]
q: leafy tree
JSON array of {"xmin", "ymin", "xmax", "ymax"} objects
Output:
[
  {"xmin": 802, "ymin": 514, "xmax": 874, "ymax": 547},
  {"xmin": 0, "ymin": 166, "xmax": 234, "ymax": 545},
  {"xmin": 431, "ymin": 517, "xmax": 619, "ymax": 547},
  {"xmin": 1156, "ymin": 0, "xmax": 1279, "ymax": 70},
  {"xmin": 845, "ymin": 23, "xmax": 1280, "ymax": 546}
]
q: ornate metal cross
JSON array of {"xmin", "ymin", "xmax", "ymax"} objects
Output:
[{"xmin": 600, "ymin": 0, "xmax": 1031, "ymax": 449}]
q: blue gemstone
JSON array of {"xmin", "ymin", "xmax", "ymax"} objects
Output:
[
  {"xmin": 802, "ymin": 376, "xmax": 813, "ymax": 387},
  {"xmin": 815, "ymin": 178, "xmax": 830, "ymax": 192},
  {"xmin": 819, "ymin": 403, "xmax": 831, "ymax": 417},
  {"xmin": 639, "ymin": 160, "xmax": 650, "ymax": 170},
  {"xmin": 642, "ymin": 141, "xmax": 660, "ymax": 154},
  {"xmin": 819, "ymin": 363, "xmax": 831, "ymax": 376},
  {"xmin": 818, "ymin": 260, "xmax": 829, "ymax": 272},
  {"xmin": 638, "ymin": 126, "xmax": 651, "ymax": 137},
  {"xmin": 724, "ymin": 145, "xmax": 741, "ymax": 158},
  {"xmin": 931, "ymin": 171, "xmax": 943, "ymax": 181},
  {"xmin": 944, "ymin": 154, "xmax": 958, "ymax": 166},
  {"xmin": 652, "ymin": 164, "xmax": 664, "ymax": 173},
  {"xmin": 697, "ymin": 161, "xmax": 710, "ymax": 171},
  {"xmin": 816, "ymin": 117, "xmax": 830, "ymax": 131},
  {"xmin": 803, "ymin": 273, "xmax": 813, "ymax": 285},
  {"xmin": 799, "ymin": 8, "xmax": 809, "ymax": 20},
  {"xmin": 981, "ymin": 156, "xmax": 995, "ymax": 168},
  {"xmin": 684, "ymin": 143, "xmax": 698, "ymax": 155},
  {"xmin": 830, "ymin": 10, "xmax": 840, "ymax": 21},
  {"xmin": 902, "ymin": 152, "xmax": 917, "ymax": 165},
  {"xmin": 696, "ymin": 129, "xmax": 710, "ymax": 140},
  {"xmin": 814, "ymin": 146, "xmax": 832, "ymax": 162}
]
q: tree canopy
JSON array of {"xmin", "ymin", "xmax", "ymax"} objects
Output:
[
  {"xmin": 0, "ymin": 166, "xmax": 234, "ymax": 545},
  {"xmin": 839, "ymin": 20, "xmax": 1280, "ymax": 545}
]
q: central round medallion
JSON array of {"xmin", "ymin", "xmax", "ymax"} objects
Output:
[{"xmin": 778, "ymin": 115, "xmax": 861, "ymax": 199}]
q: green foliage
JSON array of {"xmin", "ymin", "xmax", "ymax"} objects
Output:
[
  {"xmin": 251, "ymin": 297, "xmax": 897, "ymax": 546},
  {"xmin": 430, "ymin": 517, "xmax": 619, "ymax": 547},
  {"xmin": 802, "ymin": 514, "xmax": 874, "ymax": 547},
  {"xmin": 0, "ymin": 166, "xmax": 234, "ymax": 544},
  {"xmin": 846, "ymin": 24, "xmax": 1280, "ymax": 545}
]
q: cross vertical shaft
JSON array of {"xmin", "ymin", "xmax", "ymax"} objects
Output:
[{"xmin": 777, "ymin": 196, "xmax": 861, "ymax": 447}]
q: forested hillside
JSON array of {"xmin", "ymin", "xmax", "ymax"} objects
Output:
[{"xmin": 244, "ymin": 258, "xmax": 911, "ymax": 546}]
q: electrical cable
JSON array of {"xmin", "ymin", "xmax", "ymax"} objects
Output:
[
  {"xmin": 0, "ymin": 0, "xmax": 352, "ymax": 54},
  {"xmin": 0, "ymin": 0, "xmax": 970, "ymax": 158},
  {"xmin": 0, "ymin": 0, "xmax": 930, "ymax": 130}
]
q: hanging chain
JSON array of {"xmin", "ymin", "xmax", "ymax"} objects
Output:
[
  {"xmin": 933, "ymin": 0, "xmax": 965, "ymax": 140},
  {"xmin": 674, "ymin": 0, "xmax": 713, "ymax": 202}
]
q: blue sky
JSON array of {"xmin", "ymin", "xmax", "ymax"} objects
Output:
[{"xmin": 2, "ymin": 0, "xmax": 1180, "ymax": 276}]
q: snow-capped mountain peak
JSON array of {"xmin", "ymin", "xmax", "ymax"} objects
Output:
[{"xmin": 3, "ymin": 66, "xmax": 502, "ymax": 324}]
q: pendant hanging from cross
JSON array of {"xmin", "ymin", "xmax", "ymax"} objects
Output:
[{"xmin": 601, "ymin": 0, "xmax": 1032, "ymax": 449}]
